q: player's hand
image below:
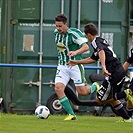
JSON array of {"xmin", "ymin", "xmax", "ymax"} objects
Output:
[
  {"xmin": 102, "ymin": 67, "xmax": 111, "ymax": 77},
  {"xmin": 103, "ymin": 70, "xmax": 111, "ymax": 77},
  {"xmin": 67, "ymin": 51, "xmax": 77, "ymax": 56},
  {"xmin": 68, "ymin": 60, "xmax": 77, "ymax": 66}
]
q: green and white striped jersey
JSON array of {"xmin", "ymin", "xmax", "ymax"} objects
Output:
[{"xmin": 54, "ymin": 28, "xmax": 88, "ymax": 65}]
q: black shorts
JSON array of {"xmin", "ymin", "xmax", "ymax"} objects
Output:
[
  {"xmin": 97, "ymin": 79, "xmax": 124, "ymax": 101},
  {"xmin": 97, "ymin": 61, "xmax": 126, "ymax": 101}
]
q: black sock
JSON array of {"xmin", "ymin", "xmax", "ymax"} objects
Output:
[
  {"xmin": 126, "ymin": 107, "xmax": 133, "ymax": 117},
  {"xmin": 113, "ymin": 103, "xmax": 130, "ymax": 119}
]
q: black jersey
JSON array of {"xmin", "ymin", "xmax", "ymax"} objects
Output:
[
  {"xmin": 90, "ymin": 36, "xmax": 120, "ymax": 65},
  {"xmin": 91, "ymin": 37, "xmax": 126, "ymax": 100}
]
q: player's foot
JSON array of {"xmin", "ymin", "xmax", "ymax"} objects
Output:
[
  {"xmin": 64, "ymin": 114, "xmax": 77, "ymax": 121},
  {"xmin": 124, "ymin": 89, "xmax": 133, "ymax": 104},
  {"xmin": 117, "ymin": 118, "xmax": 133, "ymax": 123},
  {"xmin": 92, "ymin": 82, "xmax": 100, "ymax": 91}
]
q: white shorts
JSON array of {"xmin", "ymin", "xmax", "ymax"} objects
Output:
[{"xmin": 55, "ymin": 65, "xmax": 86, "ymax": 86}]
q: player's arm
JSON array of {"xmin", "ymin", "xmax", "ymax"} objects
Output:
[
  {"xmin": 68, "ymin": 43, "xmax": 89, "ymax": 56},
  {"xmin": 98, "ymin": 50, "xmax": 106, "ymax": 70},
  {"xmin": 98, "ymin": 50, "xmax": 111, "ymax": 76},
  {"xmin": 68, "ymin": 57, "xmax": 96, "ymax": 66}
]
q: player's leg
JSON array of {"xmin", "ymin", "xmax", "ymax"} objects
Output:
[
  {"xmin": 71, "ymin": 64, "xmax": 99, "ymax": 96},
  {"xmin": 108, "ymin": 76, "xmax": 132, "ymax": 121},
  {"xmin": 95, "ymin": 79, "xmax": 132, "ymax": 122},
  {"xmin": 126, "ymin": 101, "xmax": 133, "ymax": 118},
  {"xmin": 112, "ymin": 78, "xmax": 133, "ymax": 121},
  {"xmin": 54, "ymin": 66, "xmax": 76, "ymax": 120},
  {"xmin": 126, "ymin": 78, "xmax": 133, "ymax": 118},
  {"xmin": 96, "ymin": 78, "xmax": 113, "ymax": 104},
  {"xmin": 96, "ymin": 93, "xmax": 132, "ymax": 122},
  {"xmin": 110, "ymin": 100, "xmax": 132, "ymax": 122},
  {"xmin": 114, "ymin": 83, "xmax": 133, "ymax": 104},
  {"xmin": 112, "ymin": 66, "xmax": 133, "ymax": 103}
]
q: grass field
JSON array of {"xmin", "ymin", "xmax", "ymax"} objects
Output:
[{"xmin": 0, "ymin": 113, "xmax": 133, "ymax": 133}]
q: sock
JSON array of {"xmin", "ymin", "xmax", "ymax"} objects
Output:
[
  {"xmin": 113, "ymin": 103, "xmax": 130, "ymax": 119},
  {"xmin": 90, "ymin": 84, "xmax": 97, "ymax": 93},
  {"xmin": 59, "ymin": 96, "xmax": 75, "ymax": 116},
  {"xmin": 126, "ymin": 107, "xmax": 133, "ymax": 117}
]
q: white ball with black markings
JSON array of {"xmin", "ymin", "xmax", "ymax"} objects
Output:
[{"xmin": 35, "ymin": 105, "xmax": 50, "ymax": 119}]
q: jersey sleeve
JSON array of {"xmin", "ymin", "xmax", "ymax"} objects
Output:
[
  {"xmin": 90, "ymin": 52, "xmax": 99, "ymax": 61},
  {"xmin": 92, "ymin": 38, "xmax": 104, "ymax": 53},
  {"xmin": 73, "ymin": 37, "xmax": 88, "ymax": 46},
  {"xmin": 71, "ymin": 29, "xmax": 88, "ymax": 45},
  {"xmin": 96, "ymin": 41, "xmax": 105, "ymax": 53},
  {"xmin": 54, "ymin": 29, "xmax": 58, "ymax": 35}
]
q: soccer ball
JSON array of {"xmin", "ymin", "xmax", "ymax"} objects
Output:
[{"xmin": 35, "ymin": 105, "xmax": 50, "ymax": 119}]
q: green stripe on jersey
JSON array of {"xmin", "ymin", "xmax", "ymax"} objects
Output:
[
  {"xmin": 78, "ymin": 64, "xmax": 86, "ymax": 84},
  {"xmin": 54, "ymin": 28, "xmax": 88, "ymax": 65}
]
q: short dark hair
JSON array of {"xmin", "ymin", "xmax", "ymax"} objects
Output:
[
  {"xmin": 55, "ymin": 14, "xmax": 67, "ymax": 24},
  {"xmin": 84, "ymin": 23, "xmax": 98, "ymax": 36}
]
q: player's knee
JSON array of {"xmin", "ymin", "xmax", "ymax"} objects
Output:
[
  {"xmin": 96, "ymin": 96, "xmax": 103, "ymax": 104},
  {"xmin": 54, "ymin": 86, "xmax": 59, "ymax": 92},
  {"xmin": 54, "ymin": 85, "xmax": 65, "ymax": 98},
  {"xmin": 54, "ymin": 83, "xmax": 64, "ymax": 93}
]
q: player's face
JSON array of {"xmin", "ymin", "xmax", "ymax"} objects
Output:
[
  {"xmin": 55, "ymin": 21, "xmax": 68, "ymax": 35},
  {"xmin": 86, "ymin": 33, "xmax": 93, "ymax": 42}
]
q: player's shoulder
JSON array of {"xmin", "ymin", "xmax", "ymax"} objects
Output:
[
  {"xmin": 95, "ymin": 37, "xmax": 107, "ymax": 43},
  {"xmin": 68, "ymin": 27, "xmax": 82, "ymax": 34},
  {"xmin": 54, "ymin": 29, "xmax": 58, "ymax": 34}
]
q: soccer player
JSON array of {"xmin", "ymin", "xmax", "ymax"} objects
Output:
[
  {"xmin": 123, "ymin": 44, "xmax": 133, "ymax": 118},
  {"xmin": 54, "ymin": 14, "xmax": 99, "ymax": 120},
  {"xmin": 68, "ymin": 22, "xmax": 133, "ymax": 122}
]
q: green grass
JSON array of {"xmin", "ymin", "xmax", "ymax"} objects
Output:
[{"xmin": 0, "ymin": 113, "xmax": 133, "ymax": 133}]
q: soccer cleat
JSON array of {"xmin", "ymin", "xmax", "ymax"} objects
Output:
[
  {"xmin": 124, "ymin": 89, "xmax": 132, "ymax": 96},
  {"xmin": 117, "ymin": 118, "xmax": 133, "ymax": 123},
  {"xmin": 124, "ymin": 89, "xmax": 133, "ymax": 104},
  {"xmin": 64, "ymin": 114, "xmax": 77, "ymax": 121},
  {"xmin": 92, "ymin": 82, "xmax": 100, "ymax": 91}
]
